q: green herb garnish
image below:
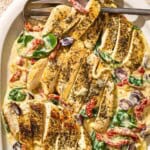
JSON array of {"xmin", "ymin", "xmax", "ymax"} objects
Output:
[
  {"xmin": 129, "ymin": 76, "xmax": 143, "ymax": 86},
  {"xmin": 111, "ymin": 109, "xmax": 137, "ymax": 129},
  {"xmin": 30, "ymin": 33, "xmax": 57, "ymax": 59},
  {"xmin": 8, "ymin": 88, "xmax": 26, "ymax": 101},
  {"xmin": 32, "ymin": 48, "xmax": 49, "ymax": 59},
  {"xmin": 79, "ymin": 109, "xmax": 88, "ymax": 118},
  {"xmin": 94, "ymin": 42, "xmax": 120, "ymax": 67},
  {"xmin": 90, "ymin": 131, "xmax": 107, "ymax": 150},
  {"xmin": 79, "ymin": 107, "xmax": 99, "ymax": 119},
  {"xmin": 43, "ymin": 33, "xmax": 57, "ymax": 50},
  {"xmin": 17, "ymin": 33, "xmax": 34, "ymax": 46}
]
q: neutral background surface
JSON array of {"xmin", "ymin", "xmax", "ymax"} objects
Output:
[{"xmin": 0, "ymin": 0, "xmax": 12, "ymax": 16}]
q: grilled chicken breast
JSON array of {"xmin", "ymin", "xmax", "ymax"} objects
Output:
[
  {"xmin": 3, "ymin": 0, "xmax": 150, "ymax": 149},
  {"xmin": 111, "ymin": 16, "xmax": 133, "ymax": 62},
  {"xmin": 3, "ymin": 102, "xmax": 33, "ymax": 149},
  {"xmin": 27, "ymin": 58, "xmax": 48, "ymax": 90}
]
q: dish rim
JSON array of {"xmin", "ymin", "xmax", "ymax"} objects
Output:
[{"xmin": 0, "ymin": 0, "xmax": 150, "ymax": 149}]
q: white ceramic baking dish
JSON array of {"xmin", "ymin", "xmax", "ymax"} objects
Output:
[{"xmin": 0, "ymin": 0, "xmax": 150, "ymax": 149}]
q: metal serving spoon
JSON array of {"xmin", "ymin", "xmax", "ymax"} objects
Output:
[{"xmin": 24, "ymin": 0, "xmax": 150, "ymax": 21}]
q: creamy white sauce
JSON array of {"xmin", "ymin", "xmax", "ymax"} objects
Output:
[
  {"xmin": 74, "ymin": 87, "xmax": 88, "ymax": 96},
  {"xmin": 78, "ymin": 127, "xmax": 86, "ymax": 150}
]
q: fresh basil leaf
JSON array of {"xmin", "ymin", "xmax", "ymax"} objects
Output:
[
  {"xmin": 94, "ymin": 45, "xmax": 120, "ymax": 67},
  {"xmin": 111, "ymin": 109, "xmax": 137, "ymax": 129},
  {"xmin": 8, "ymin": 88, "xmax": 26, "ymax": 102},
  {"xmin": 129, "ymin": 76, "xmax": 143, "ymax": 86},
  {"xmin": 90, "ymin": 131, "xmax": 106, "ymax": 150},
  {"xmin": 17, "ymin": 33, "xmax": 34, "ymax": 46},
  {"xmin": 112, "ymin": 74, "xmax": 120, "ymax": 84},
  {"xmin": 99, "ymin": 52, "xmax": 112, "ymax": 63},
  {"xmin": 93, "ymin": 140, "xmax": 106, "ymax": 150},
  {"xmin": 43, "ymin": 33, "xmax": 57, "ymax": 50},
  {"xmin": 32, "ymin": 48, "xmax": 49, "ymax": 59}
]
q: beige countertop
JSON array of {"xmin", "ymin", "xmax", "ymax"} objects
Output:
[{"xmin": 0, "ymin": 0, "xmax": 12, "ymax": 16}]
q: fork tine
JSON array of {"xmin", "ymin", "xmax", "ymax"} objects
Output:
[
  {"xmin": 31, "ymin": 0, "xmax": 69, "ymax": 4},
  {"xmin": 28, "ymin": 10, "xmax": 51, "ymax": 17},
  {"xmin": 29, "ymin": 3, "xmax": 59, "ymax": 9}
]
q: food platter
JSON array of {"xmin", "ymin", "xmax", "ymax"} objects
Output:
[{"xmin": 0, "ymin": 0, "xmax": 150, "ymax": 149}]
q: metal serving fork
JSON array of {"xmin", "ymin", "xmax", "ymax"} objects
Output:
[{"xmin": 24, "ymin": 0, "xmax": 150, "ymax": 22}]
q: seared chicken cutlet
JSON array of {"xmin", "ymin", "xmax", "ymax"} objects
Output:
[
  {"xmin": 69, "ymin": 0, "xmax": 100, "ymax": 40},
  {"xmin": 41, "ymin": 0, "xmax": 101, "ymax": 96},
  {"xmin": 67, "ymin": 58, "xmax": 90, "ymax": 113},
  {"xmin": 57, "ymin": 18, "xmax": 102, "ymax": 100},
  {"xmin": 122, "ymin": 29, "xmax": 146, "ymax": 71},
  {"xmin": 112, "ymin": 16, "xmax": 133, "ymax": 62},
  {"xmin": 3, "ymin": 102, "xmax": 33, "ymax": 149},
  {"xmin": 27, "ymin": 58, "xmax": 48, "ymax": 91},
  {"xmin": 43, "ymin": 103, "xmax": 62, "ymax": 149},
  {"xmin": 29, "ymin": 101, "xmax": 46, "ymax": 146},
  {"xmin": 99, "ymin": 14, "xmax": 120, "ymax": 54},
  {"xmin": 42, "ymin": 5, "xmax": 73, "ymax": 36},
  {"xmin": 41, "ymin": 60, "xmax": 59, "ymax": 95}
]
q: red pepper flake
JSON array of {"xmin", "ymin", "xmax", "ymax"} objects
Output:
[
  {"xmin": 68, "ymin": 0, "xmax": 88, "ymax": 14},
  {"xmin": 10, "ymin": 70, "xmax": 22, "ymax": 82},
  {"xmin": 26, "ymin": 38, "xmax": 44, "ymax": 55},
  {"xmin": 133, "ymin": 123, "xmax": 146, "ymax": 132},
  {"xmin": 32, "ymin": 38, "xmax": 44, "ymax": 47},
  {"xmin": 134, "ymin": 98, "xmax": 150, "ymax": 120},
  {"xmin": 24, "ymin": 22, "xmax": 43, "ymax": 32},
  {"xmin": 107, "ymin": 127, "xmax": 139, "ymax": 141},
  {"xmin": 86, "ymin": 98, "xmax": 97, "ymax": 117},
  {"xmin": 138, "ymin": 67, "xmax": 145, "ymax": 74},
  {"xmin": 38, "ymin": 88, "xmax": 45, "ymax": 98},
  {"xmin": 24, "ymin": 22, "xmax": 33, "ymax": 32},
  {"xmin": 30, "ymin": 58, "xmax": 37, "ymax": 65},
  {"xmin": 48, "ymin": 49, "xmax": 58, "ymax": 60},
  {"xmin": 117, "ymin": 78, "xmax": 128, "ymax": 87},
  {"xmin": 48, "ymin": 42, "xmax": 60, "ymax": 60},
  {"xmin": 96, "ymin": 133, "xmax": 130, "ymax": 148},
  {"xmin": 48, "ymin": 94, "xmax": 60, "ymax": 100}
]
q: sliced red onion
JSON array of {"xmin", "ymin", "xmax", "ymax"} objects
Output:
[
  {"xmin": 28, "ymin": 92, "xmax": 34, "ymax": 100},
  {"xmin": 129, "ymin": 90, "xmax": 144, "ymax": 106},
  {"xmin": 115, "ymin": 68, "xmax": 128, "ymax": 80},
  {"xmin": 119, "ymin": 99, "xmax": 133, "ymax": 110},
  {"xmin": 13, "ymin": 142, "xmax": 22, "ymax": 150},
  {"xmin": 143, "ymin": 55, "xmax": 150, "ymax": 69},
  {"xmin": 140, "ymin": 126, "xmax": 150, "ymax": 137},
  {"xmin": 10, "ymin": 103, "xmax": 22, "ymax": 116},
  {"xmin": 75, "ymin": 114, "xmax": 84, "ymax": 125},
  {"xmin": 60, "ymin": 37, "xmax": 74, "ymax": 46},
  {"xmin": 144, "ymin": 73, "xmax": 150, "ymax": 82}
]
